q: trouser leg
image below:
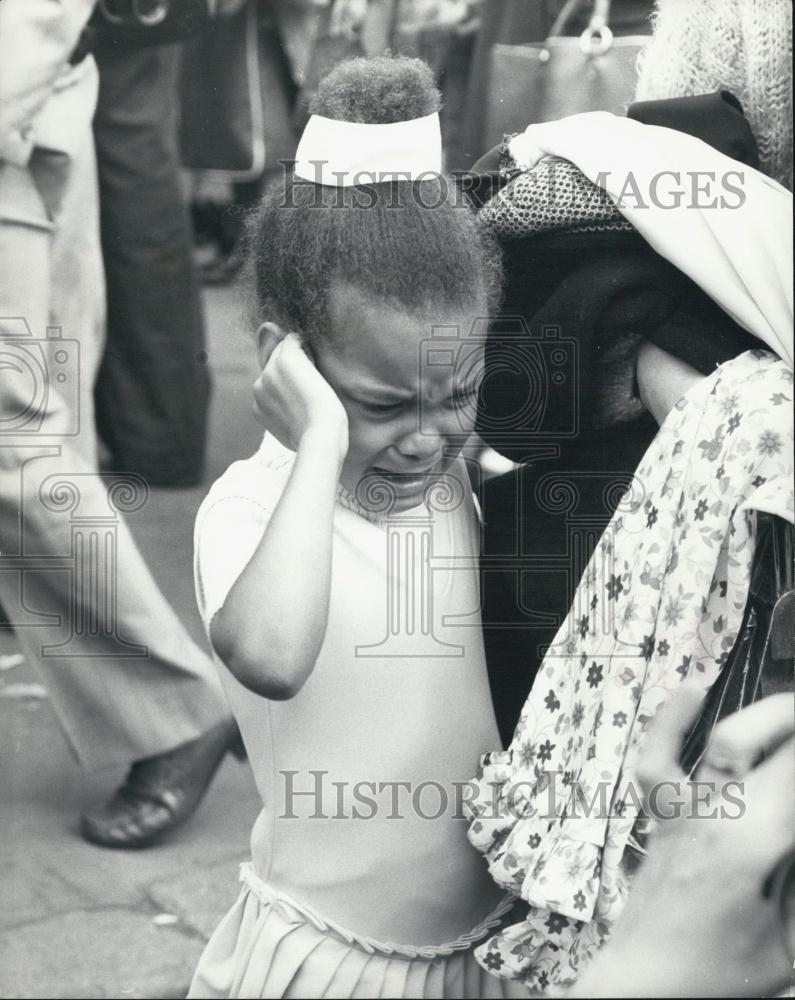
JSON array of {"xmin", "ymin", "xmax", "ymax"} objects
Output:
[
  {"xmin": 92, "ymin": 42, "xmax": 210, "ymax": 487},
  {"xmin": 0, "ymin": 123, "xmax": 228, "ymax": 771}
]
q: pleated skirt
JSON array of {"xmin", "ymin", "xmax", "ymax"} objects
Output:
[{"xmin": 188, "ymin": 864, "xmax": 529, "ymax": 999}]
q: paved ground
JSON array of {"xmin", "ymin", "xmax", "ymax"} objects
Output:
[{"xmin": 0, "ymin": 283, "xmax": 266, "ymax": 999}]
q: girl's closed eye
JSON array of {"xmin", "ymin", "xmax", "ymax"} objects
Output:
[
  {"xmin": 363, "ymin": 400, "xmax": 404, "ymax": 414},
  {"xmin": 354, "ymin": 396, "xmax": 410, "ymax": 416},
  {"xmin": 448, "ymin": 384, "xmax": 481, "ymax": 409}
]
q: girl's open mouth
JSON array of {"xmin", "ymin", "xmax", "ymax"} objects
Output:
[{"xmin": 369, "ymin": 467, "xmax": 438, "ymax": 497}]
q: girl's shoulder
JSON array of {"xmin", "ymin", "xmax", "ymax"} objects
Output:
[
  {"xmin": 193, "ymin": 435, "xmax": 296, "ymax": 625},
  {"xmin": 198, "ymin": 433, "xmax": 295, "ymax": 523}
]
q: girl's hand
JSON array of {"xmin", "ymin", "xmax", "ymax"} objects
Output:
[
  {"xmin": 253, "ymin": 332, "xmax": 349, "ymax": 462},
  {"xmin": 220, "ymin": 328, "xmax": 349, "ymax": 700}
]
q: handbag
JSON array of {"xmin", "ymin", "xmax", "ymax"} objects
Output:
[
  {"xmin": 89, "ymin": 0, "xmax": 211, "ymax": 46},
  {"xmin": 680, "ymin": 512, "xmax": 795, "ymax": 774},
  {"xmin": 624, "ymin": 514, "xmax": 793, "ymax": 877},
  {"xmin": 676, "ymin": 512, "xmax": 794, "ymax": 940},
  {"xmin": 179, "ymin": 2, "xmax": 297, "ymax": 179},
  {"xmin": 483, "ymin": 0, "xmax": 649, "ymax": 150}
]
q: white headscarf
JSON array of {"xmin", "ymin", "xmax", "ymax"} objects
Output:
[{"xmin": 509, "ymin": 112, "xmax": 793, "ymax": 368}]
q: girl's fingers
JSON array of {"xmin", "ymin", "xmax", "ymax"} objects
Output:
[
  {"xmin": 276, "ymin": 333, "xmax": 314, "ymax": 373},
  {"xmin": 636, "ymin": 683, "xmax": 706, "ymax": 795},
  {"xmin": 255, "ymin": 321, "xmax": 289, "ymax": 371},
  {"xmin": 269, "ymin": 334, "xmax": 293, "ymax": 366},
  {"xmin": 703, "ymin": 694, "xmax": 795, "ymax": 778},
  {"xmin": 252, "ymin": 375, "xmax": 269, "ymax": 426}
]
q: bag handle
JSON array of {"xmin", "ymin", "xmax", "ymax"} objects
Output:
[
  {"xmin": 548, "ymin": 0, "xmax": 612, "ymax": 38},
  {"xmin": 579, "ymin": 0, "xmax": 614, "ymax": 55},
  {"xmin": 96, "ymin": 0, "xmax": 170, "ymax": 27},
  {"xmin": 589, "ymin": 0, "xmax": 612, "ymax": 30},
  {"xmin": 548, "ymin": 0, "xmax": 586, "ymax": 39}
]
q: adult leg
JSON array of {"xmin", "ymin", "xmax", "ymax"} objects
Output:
[
  {"xmin": 0, "ymin": 140, "xmax": 228, "ymax": 771},
  {"xmin": 92, "ymin": 41, "xmax": 210, "ymax": 487},
  {"xmin": 0, "ymin": 69, "xmax": 238, "ymax": 846}
]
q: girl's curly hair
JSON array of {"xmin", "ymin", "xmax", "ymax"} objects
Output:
[{"xmin": 247, "ymin": 55, "xmax": 502, "ymax": 347}]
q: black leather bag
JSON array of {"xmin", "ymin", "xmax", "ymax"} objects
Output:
[
  {"xmin": 680, "ymin": 512, "xmax": 795, "ymax": 774},
  {"xmin": 90, "ymin": 0, "xmax": 211, "ymax": 46},
  {"xmin": 626, "ymin": 512, "xmax": 793, "ymax": 876}
]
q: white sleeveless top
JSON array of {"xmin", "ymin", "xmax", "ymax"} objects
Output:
[{"xmin": 194, "ymin": 434, "xmax": 504, "ymax": 947}]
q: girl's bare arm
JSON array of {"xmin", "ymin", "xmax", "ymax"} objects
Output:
[{"xmin": 210, "ymin": 333, "xmax": 348, "ymax": 700}]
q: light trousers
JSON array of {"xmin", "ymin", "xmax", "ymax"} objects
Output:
[{"xmin": 0, "ymin": 59, "xmax": 228, "ymax": 769}]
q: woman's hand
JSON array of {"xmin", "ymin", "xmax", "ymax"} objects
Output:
[
  {"xmin": 253, "ymin": 331, "xmax": 349, "ymax": 463},
  {"xmin": 574, "ymin": 688, "xmax": 795, "ymax": 998},
  {"xmin": 636, "ymin": 340, "xmax": 704, "ymax": 425}
]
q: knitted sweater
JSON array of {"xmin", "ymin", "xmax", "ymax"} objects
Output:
[{"xmin": 635, "ymin": 0, "xmax": 793, "ymax": 189}]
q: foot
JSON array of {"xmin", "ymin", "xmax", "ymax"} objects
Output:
[{"xmin": 80, "ymin": 719, "xmax": 244, "ymax": 849}]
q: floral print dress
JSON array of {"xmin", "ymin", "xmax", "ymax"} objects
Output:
[{"xmin": 465, "ymin": 351, "xmax": 794, "ymax": 991}]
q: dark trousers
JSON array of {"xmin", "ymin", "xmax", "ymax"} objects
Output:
[{"xmin": 93, "ymin": 42, "xmax": 210, "ymax": 487}]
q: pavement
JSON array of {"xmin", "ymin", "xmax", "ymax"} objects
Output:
[{"xmin": 0, "ymin": 283, "xmax": 266, "ymax": 1000}]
